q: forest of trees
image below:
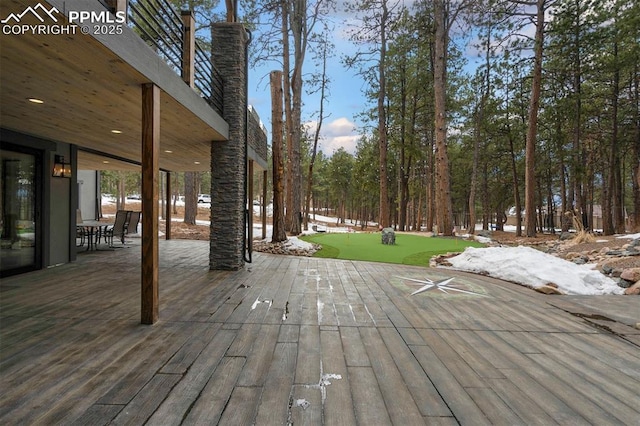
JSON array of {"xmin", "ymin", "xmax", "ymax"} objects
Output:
[
  {"xmin": 103, "ymin": 0, "xmax": 639, "ymax": 239},
  {"xmin": 267, "ymin": 0, "xmax": 639, "ymax": 237}
]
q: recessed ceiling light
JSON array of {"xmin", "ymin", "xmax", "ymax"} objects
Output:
[
  {"xmin": 103, "ymin": 160, "xmax": 110, "ymax": 164},
  {"xmin": 164, "ymin": 150, "xmax": 173, "ymax": 153},
  {"xmin": 111, "ymin": 130, "xmax": 122, "ymax": 134},
  {"xmin": 194, "ymin": 161, "xmax": 200, "ymax": 165},
  {"xmin": 28, "ymin": 98, "xmax": 44, "ymax": 104}
]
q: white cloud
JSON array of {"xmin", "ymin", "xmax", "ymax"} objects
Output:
[
  {"xmin": 321, "ymin": 134, "xmax": 359, "ymax": 155},
  {"xmin": 324, "ymin": 117, "xmax": 355, "ymax": 136},
  {"xmin": 304, "ymin": 117, "xmax": 359, "ymax": 155}
]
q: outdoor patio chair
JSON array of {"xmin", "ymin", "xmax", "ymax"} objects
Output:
[
  {"xmin": 103, "ymin": 210, "xmax": 129, "ymax": 247},
  {"xmin": 75, "ymin": 209, "xmax": 85, "ymax": 247},
  {"xmin": 126, "ymin": 211, "xmax": 141, "ymax": 237}
]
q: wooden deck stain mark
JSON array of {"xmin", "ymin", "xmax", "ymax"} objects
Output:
[
  {"xmin": 254, "ymin": 342, "xmax": 298, "ymax": 424},
  {"xmin": 319, "ymin": 329, "xmax": 356, "ymax": 425}
]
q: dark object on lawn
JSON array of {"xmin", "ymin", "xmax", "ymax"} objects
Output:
[{"xmin": 382, "ymin": 227, "xmax": 395, "ymax": 245}]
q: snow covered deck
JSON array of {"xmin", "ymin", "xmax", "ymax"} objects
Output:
[{"xmin": 1, "ymin": 239, "xmax": 638, "ymax": 424}]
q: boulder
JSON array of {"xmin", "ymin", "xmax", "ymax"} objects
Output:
[
  {"xmin": 559, "ymin": 232, "xmax": 573, "ymax": 241},
  {"xmin": 624, "ymin": 281, "xmax": 640, "ymax": 295},
  {"xmin": 535, "ymin": 284, "xmax": 565, "ymax": 295},
  {"xmin": 620, "ymin": 268, "xmax": 640, "ymax": 283},
  {"xmin": 381, "ymin": 227, "xmax": 395, "ymax": 245}
]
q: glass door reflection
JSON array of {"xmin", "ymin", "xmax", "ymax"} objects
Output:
[{"xmin": 1, "ymin": 148, "xmax": 40, "ymax": 275}]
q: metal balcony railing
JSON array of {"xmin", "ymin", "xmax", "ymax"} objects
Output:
[{"xmin": 125, "ymin": 0, "xmax": 223, "ymax": 115}]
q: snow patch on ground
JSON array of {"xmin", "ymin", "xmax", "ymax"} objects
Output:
[
  {"xmin": 617, "ymin": 233, "xmax": 640, "ymax": 240},
  {"xmin": 447, "ymin": 246, "xmax": 623, "ymax": 295},
  {"xmin": 281, "ymin": 236, "xmax": 316, "ymax": 250}
]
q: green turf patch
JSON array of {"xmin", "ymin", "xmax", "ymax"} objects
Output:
[{"xmin": 300, "ymin": 232, "xmax": 484, "ymax": 267}]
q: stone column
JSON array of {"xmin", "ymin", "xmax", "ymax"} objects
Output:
[{"xmin": 210, "ymin": 23, "xmax": 248, "ymax": 270}]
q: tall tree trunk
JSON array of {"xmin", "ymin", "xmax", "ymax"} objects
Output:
[
  {"xmin": 184, "ymin": 172, "xmax": 197, "ymax": 225},
  {"xmin": 433, "ymin": 0, "xmax": 454, "ymax": 236},
  {"xmin": 611, "ymin": 38, "xmax": 625, "ymax": 233},
  {"xmin": 377, "ymin": 1, "xmax": 390, "ymax": 229},
  {"xmin": 633, "ymin": 62, "xmax": 640, "ymax": 231},
  {"xmin": 508, "ymin": 134, "xmax": 522, "ymax": 236},
  {"xmin": 172, "ymin": 173, "xmax": 178, "ymax": 215},
  {"xmin": 281, "ymin": 0, "xmax": 294, "ymax": 234},
  {"xmin": 571, "ymin": 0, "xmax": 585, "ymax": 225},
  {"xmin": 271, "ymin": 71, "xmax": 287, "ymax": 242},
  {"xmin": 117, "ymin": 171, "xmax": 126, "ymax": 211},
  {"xmin": 524, "ymin": 0, "xmax": 545, "ymax": 237},
  {"xmin": 287, "ymin": 0, "xmax": 307, "ymax": 236},
  {"xmin": 468, "ymin": 103, "xmax": 480, "ymax": 235},
  {"xmin": 303, "ymin": 41, "xmax": 328, "ymax": 231},
  {"xmin": 398, "ymin": 63, "xmax": 409, "ymax": 231}
]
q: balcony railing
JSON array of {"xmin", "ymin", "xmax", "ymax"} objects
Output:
[{"xmin": 124, "ymin": 0, "xmax": 223, "ymax": 116}]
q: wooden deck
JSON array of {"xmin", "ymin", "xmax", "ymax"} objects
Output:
[{"xmin": 1, "ymin": 239, "xmax": 639, "ymax": 425}]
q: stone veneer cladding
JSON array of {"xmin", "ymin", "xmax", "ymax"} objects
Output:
[
  {"xmin": 210, "ymin": 23, "xmax": 248, "ymax": 270},
  {"xmin": 248, "ymin": 106, "xmax": 268, "ymax": 162}
]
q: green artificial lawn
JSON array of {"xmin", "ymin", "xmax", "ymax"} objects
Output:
[{"xmin": 300, "ymin": 232, "xmax": 484, "ymax": 267}]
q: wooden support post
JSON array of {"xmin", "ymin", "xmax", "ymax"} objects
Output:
[
  {"xmin": 262, "ymin": 169, "xmax": 267, "ymax": 240},
  {"xmin": 181, "ymin": 11, "xmax": 195, "ymax": 87},
  {"xmin": 165, "ymin": 172, "xmax": 172, "ymax": 240},
  {"xmin": 105, "ymin": 0, "xmax": 127, "ymax": 18},
  {"xmin": 141, "ymin": 83, "xmax": 160, "ymax": 325}
]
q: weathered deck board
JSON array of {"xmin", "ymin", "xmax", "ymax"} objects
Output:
[
  {"xmin": 359, "ymin": 326, "xmax": 426, "ymax": 424},
  {"xmin": 181, "ymin": 356, "xmax": 246, "ymax": 425},
  {"xmin": 146, "ymin": 328, "xmax": 237, "ymax": 425},
  {"xmin": 472, "ymin": 329, "xmax": 623, "ymax": 425},
  {"xmin": 1, "ymin": 240, "xmax": 638, "ymax": 425},
  {"xmin": 254, "ymin": 342, "xmax": 298, "ymax": 424},
  {"xmin": 320, "ymin": 329, "xmax": 357, "ymax": 425},
  {"xmin": 378, "ymin": 327, "xmax": 452, "ymax": 417},
  {"xmin": 295, "ymin": 325, "xmax": 321, "ymax": 385},
  {"xmin": 348, "ymin": 366, "xmax": 392, "ymax": 425}
]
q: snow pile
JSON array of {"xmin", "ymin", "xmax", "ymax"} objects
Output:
[
  {"xmin": 448, "ymin": 246, "xmax": 624, "ymax": 295},
  {"xmin": 281, "ymin": 236, "xmax": 315, "ymax": 251},
  {"xmin": 618, "ymin": 233, "xmax": 640, "ymax": 240},
  {"xmin": 473, "ymin": 235, "xmax": 492, "ymax": 244}
]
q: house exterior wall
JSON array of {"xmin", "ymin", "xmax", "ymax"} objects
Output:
[
  {"xmin": 0, "ymin": 128, "xmax": 76, "ymax": 271},
  {"xmin": 209, "ymin": 23, "xmax": 249, "ymax": 270},
  {"xmin": 77, "ymin": 170, "xmax": 98, "ymax": 221}
]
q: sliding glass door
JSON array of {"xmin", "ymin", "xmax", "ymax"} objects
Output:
[{"xmin": 0, "ymin": 146, "xmax": 42, "ymax": 276}]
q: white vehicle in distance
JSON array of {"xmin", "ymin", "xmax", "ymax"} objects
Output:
[{"xmin": 197, "ymin": 194, "xmax": 211, "ymax": 203}]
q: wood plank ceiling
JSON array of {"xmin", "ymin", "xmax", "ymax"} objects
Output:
[{"xmin": 0, "ymin": 0, "xmax": 226, "ymax": 172}]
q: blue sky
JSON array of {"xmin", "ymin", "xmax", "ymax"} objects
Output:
[
  {"xmin": 214, "ymin": 1, "xmax": 485, "ymax": 157},
  {"xmin": 244, "ymin": 12, "xmax": 367, "ymax": 156}
]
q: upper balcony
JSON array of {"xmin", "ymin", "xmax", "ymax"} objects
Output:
[
  {"xmin": 120, "ymin": 0, "xmax": 224, "ymax": 116},
  {"xmin": 0, "ymin": 0, "xmax": 231, "ymax": 172}
]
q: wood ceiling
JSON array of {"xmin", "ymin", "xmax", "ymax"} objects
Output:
[{"xmin": 0, "ymin": 0, "xmax": 226, "ymax": 172}]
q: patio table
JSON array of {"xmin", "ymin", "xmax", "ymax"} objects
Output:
[{"xmin": 77, "ymin": 220, "xmax": 113, "ymax": 251}]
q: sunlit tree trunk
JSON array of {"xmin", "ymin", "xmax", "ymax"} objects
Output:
[
  {"xmin": 524, "ymin": 0, "xmax": 545, "ymax": 237},
  {"xmin": 433, "ymin": 0, "xmax": 454, "ymax": 235},
  {"xmin": 271, "ymin": 70, "xmax": 287, "ymax": 242},
  {"xmin": 377, "ymin": 1, "xmax": 390, "ymax": 229},
  {"xmin": 184, "ymin": 172, "xmax": 197, "ymax": 225}
]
